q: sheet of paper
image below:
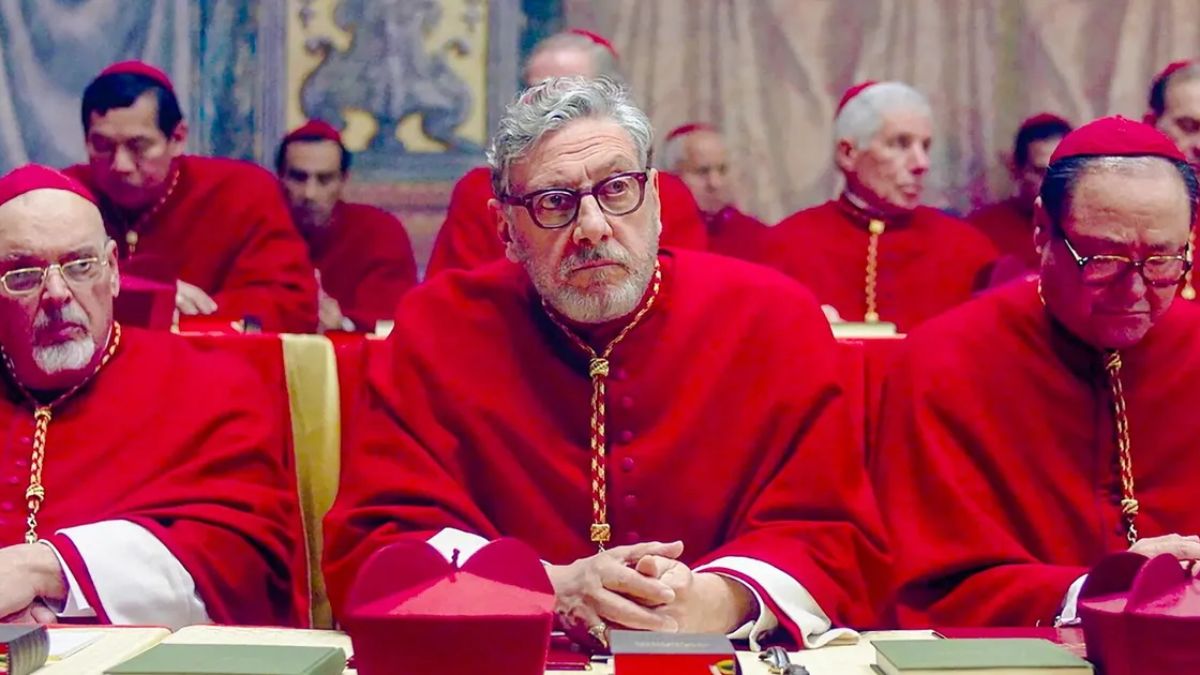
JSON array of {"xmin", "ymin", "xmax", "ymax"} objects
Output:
[{"xmin": 47, "ymin": 630, "xmax": 104, "ymax": 661}]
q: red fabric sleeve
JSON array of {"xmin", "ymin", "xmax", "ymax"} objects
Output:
[
  {"xmin": 872, "ymin": 333, "xmax": 1087, "ymax": 627},
  {"xmin": 657, "ymin": 172, "xmax": 709, "ymax": 251},
  {"xmin": 208, "ymin": 168, "xmax": 318, "ymax": 333},
  {"xmin": 322, "ymin": 345, "xmax": 501, "ymax": 618},
  {"xmin": 338, "ymin": 207, "xmax": 420, "ymax": 328},
  {"xmin": 45, "ymin": 533, "xmax": 111, "ymax": 623},
  {"xmin": 425, "ymin": 167, "xmax": 506, "ymax": 278},
  {"xmin": 693, "ymin": 293, "xmax": 891, "ymax": 639}
]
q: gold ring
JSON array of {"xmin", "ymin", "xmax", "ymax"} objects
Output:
[{"xmin": 588, "ymin": 622, "xmax": 608, "ymax": 646}]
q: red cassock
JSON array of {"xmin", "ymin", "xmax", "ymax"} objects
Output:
[
  {"xmin": 308, "ymin": 201, "xmax": 418, "ymax": 330},
  {"xmin": 323, "ymin": 249, "xmax": 890, "ymax": 640},
  {"xmin": 872, "ymin": 280, "xmax": 1200, "ymax": 627},
  {"xmin": 0, "ymin": 328, "xmax": 298, "ymax": 625},
  {"xmin": 766, "ymin": 198, "xmax": 997, "ymax": 332},
  {"xmin": 706, "ymin": 206, "xmax": 770, "ymax": 263},
  {"xmin": 65, "ymin": 157, "xmax": 318, "ymax": 333},
  {"xmin": 967, "ymin": 197, "xmax": 1040, "ymax": 274},
  {"xmin": 424, "ymin": 167, "xmax": 709, "ymax": 278}
]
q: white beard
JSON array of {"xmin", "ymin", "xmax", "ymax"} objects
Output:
[
  {"xmin": 33, "ymin": 337, "xmax": 96, "ymax": 375},
  {"xmin": 513, "ymin": 227, "xmax": 659, "ymax": 325}
]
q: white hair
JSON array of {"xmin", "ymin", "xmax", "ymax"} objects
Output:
[
  {"xmin": 487, "ymin": 76, "xmax": 654, "ymax": 196},
  {"xmin": 30, "ymin": 303, "xmax": 96, "ymax": 375},
  {"xmin": 834, "ymin": 81, "xmax": 932, "ymax": 148},
  {"xmin": 523, "ymin": 32, "xmax": 623, "ymax": 85},
  {"xmin": 34, "ymin": 339, "xmax": 95, "ymax": 374}
]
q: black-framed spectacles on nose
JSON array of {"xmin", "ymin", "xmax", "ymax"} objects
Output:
[
  {"xmin": 499, "ymin": 170, "xmax": 650, "ymax": 230},
  {"xmin": 1058, "ymin": 234, "xmax": 1192, "ymax": 287}
]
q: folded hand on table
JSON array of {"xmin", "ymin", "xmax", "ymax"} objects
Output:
[{"xmin": 0, "ymin": 543, "xmax": 66, "ymax": 622}]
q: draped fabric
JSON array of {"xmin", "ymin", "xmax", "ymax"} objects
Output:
[
  {"xmin": 565, "ymin": 0, "xmax": 1200, "ymax": 222},
  {"xmin": 0, "ymin": 0, "xmax": 191, "ymax": 172}
]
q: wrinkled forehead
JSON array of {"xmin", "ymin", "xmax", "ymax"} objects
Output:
[
  {"xmin": 1065, "ymin": 159, "xmax": 1193, "ymax": 241},
  {"xmin": 683, "ymin": 131, "xmax": 728, "ymax": 162},
  {"xmin": 874, "ymin": 106, "xmax": 934, "ymax": 139},
  {"xmin": 284, "ymin": 139, "xmax": 343, "ymax": 173},
  {"xmin": 0, "ymin": 190, "xmax": 107, "ymax": 258}
]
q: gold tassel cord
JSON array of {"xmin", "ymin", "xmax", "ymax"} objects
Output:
[
  {"xmin": 541, "ymin": 262, "xmax": 662, "ymax": 551},
  {"xmin": 864, "ymin": 219, "xmax": 885, "ymax": 323},
  {"xmin": 2, "ymin": 323, "xmax": 123, "ymax": 543},
  {"xmin": 1103, "ymin": 350, "xmax": 1140, "ymax": 545}
]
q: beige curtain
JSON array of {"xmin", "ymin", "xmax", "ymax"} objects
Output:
[{"xmin": 565, "ymin": 0, "xmax": 1200, "ymax": 223}]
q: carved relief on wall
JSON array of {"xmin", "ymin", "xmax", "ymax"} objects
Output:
[{"xmin": 288, "ymin": 0, "xmax": 510, "ymax": 180}]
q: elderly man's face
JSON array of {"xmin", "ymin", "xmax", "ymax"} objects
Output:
[
  {"xmin": 85, "ymin": 92, "xmax": 185, "ymax": 210},
  {"xmin": 674, "ymin": 130, "xmax": 732, "ymax": 216},
  {"xmin": 279, "ymin": 139, "xmax": 346, "ymax": 231},
  {"xmin": 494, "ymin": 117, "xmax": 661, "ymax": 324},
  {"xmin": 838, "ymin": 107, "xmax": 932, "ymax": 214},
  {"xmin": 1036, "ymin": 159, "xmax": 1192, "ymax": 350},
  {"xmin": 1157, "ymin": 77, "xmax": 1200, "ymax": 167},
  {"xmin": 0, "ymin": 190, "xmax": 118, "ymax": 391}
]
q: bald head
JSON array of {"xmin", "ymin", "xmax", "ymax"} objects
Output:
[
  {"xmin": 664, "ymin": 128, "xmax": 732, "ymax": 215},
  {"xmin": 523, "ymin": 32, "xmax": 622, "ymax": 87},
  {"xmin": 0, "ymin": 187, "xmax": 119, "ymax": 393},
  {"xmin": 0, "ymin": 188, "xmax": 106, "ymax": 246}
]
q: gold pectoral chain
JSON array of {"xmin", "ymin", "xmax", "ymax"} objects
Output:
[
  {"xmin": 1103, "ymin": 350, "xmax": 1139, "ymax": 545},
  {"xmin": 123, "ymin": 168, "xmax": 179, "ymax": 257},
  {"xmin": 3, "ymin": 323, "xmax": 122, "ymax": 543},
  {"xmin": 864, "ymin": 219, "xmax": 885, "ymax": 323},
  {"xmin": 541, "ymin": 261, "xmax": 662, "ymax": 551}
]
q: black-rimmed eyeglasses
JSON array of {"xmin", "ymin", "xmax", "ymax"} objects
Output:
[
  {"xmin": 1058, "ymin": 234, "xmax": 1191, "ymax": 287},
  {"xmin": 499, "ymin": 171, "xmax": 649, "ymax": 229}
]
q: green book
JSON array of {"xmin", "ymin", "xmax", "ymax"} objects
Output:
[
  {"xmin": 873, "ymin": 639, "xmax": 1093, "ymax": 675},
  {"xmin": 105, "ymin": 644, "xmax": 346, "ymax": 675}
]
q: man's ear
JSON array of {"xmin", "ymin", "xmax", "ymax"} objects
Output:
[
  {"xmin": 490, "ymin": 198, "xmax": 520, "ymax": 263},
  {"xmin": 167, "ymin": 120, "xmax": 188, "ymax": 157},
  {"xmin": 1032, "ymin": 196, "xmax": 1051, "ymax": 254},
  {"xmin": 647, "ymin": 168, "xmax": 663, "ymax": 236},
  {"xmin": 833, "ymin": 138, "xmax": 858, "ymax": 174},
  {"xmin": 1143, "ymin": 110, "xmax": 1160, "ymax": 126},
  {"xmin": 106, "ymin": 239, "xmax": 121, "ymax": 298}
]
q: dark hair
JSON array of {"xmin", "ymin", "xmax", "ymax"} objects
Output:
[
  {"xmin": 1040, "ymin": 154, "xmax": 1199, "ymax": 232},
  {"xmin": 1014, "ymin": 118, "xmax": 1072, "ymax": 168},
  {"xmin": 1148, "ymin": 64, "xmax": 1200, "ymax": 119},
  {"xmin": 81, "ymin": 73, "xmax": 182, "ymax": 136},
  {"xmin": 274, "ymin": 136, "xmax": 352, "ymax": 175}
]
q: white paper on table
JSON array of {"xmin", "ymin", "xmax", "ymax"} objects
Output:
[{"xmin": 48, "ymin": 630, "xmax": 104, "ymax": 661}]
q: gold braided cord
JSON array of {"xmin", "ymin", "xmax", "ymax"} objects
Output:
[
  {"xmin": 123, "ymin": 168, "xmax": 180, "ymax": 257},
  {"xmin": 3, "ymin": 323, "xmax": 123, "ymax": 543},
  {"xmin": 541, "ymin": 261, "xmax": 663, "ymax": 551},
  {"xmin": 1103, "ymin": 350, "xmax": 1139, "ymax": 545},
  {"xmin": 1182, "ymin": 229, "xmax": 1196, "ymax": 300},
  {"xmin": 864, "ymin": 219, "xmax": 885, "ymax": 323}
]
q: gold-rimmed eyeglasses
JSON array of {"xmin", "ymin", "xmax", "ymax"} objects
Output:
[{"xmin": 0, "ymin": 257, "xmax": 109, "ymax": 296}]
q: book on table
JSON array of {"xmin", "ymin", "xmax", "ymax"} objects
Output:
[
  {"xmin": 103, "ymin": 644, "xmax": 346, "ymax": 675},
  {"xmin": 873, "ymin": 638, "xmax": 1093, "ymax": 675}
]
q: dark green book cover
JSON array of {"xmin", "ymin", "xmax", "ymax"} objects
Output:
[
  {"xmin": 874, "ymin": 639, "xmax": 1093, "ymax": 673},
  {"xmin": 105, "ymin": 644, "xmax": 346, "ymax": 675}
]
